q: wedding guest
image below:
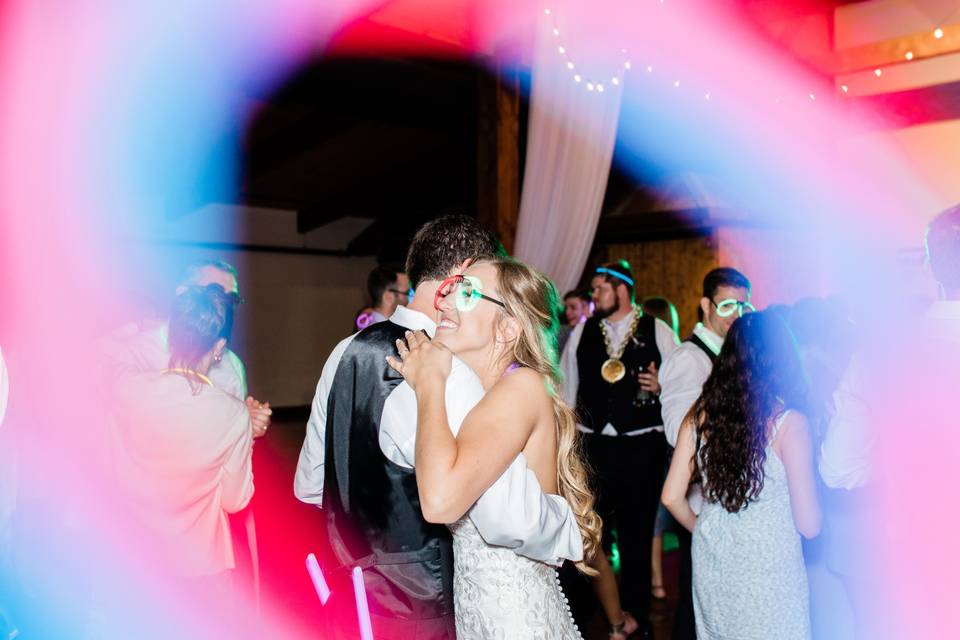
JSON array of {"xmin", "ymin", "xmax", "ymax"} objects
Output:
[
  {"xmin": 560, "ymin": 260, "xmax": 679, "ymax": 638},
  {"xmin": 658, "ymin": 267, "xmax": 752, "ymax": 639},
  {"xmin": 111, "ymin": 285, "xmax": 255, "ymax": 591},
  {"xmin": 102, "ymin": 259, "xmax": 269, "ymax": 606},
  {"xmin": 367, "ymin": 266, "xmax": 411, "ymax": 324},
  {"xmin": 662, "ymin": 311, "xmax": 820, "ymax": 640},
  {"xmin": 559, "ymin": 290, "xmax": 592, "ymax": 353}
]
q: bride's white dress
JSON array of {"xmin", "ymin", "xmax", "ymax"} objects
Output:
[{"xmin": 449, "ymin": 516, "xmax": 583, "ymax": 639}]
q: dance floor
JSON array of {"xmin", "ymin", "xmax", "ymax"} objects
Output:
[{"xmin": 258, "ymin": 413, "xmax": 679, "ymax": 639}]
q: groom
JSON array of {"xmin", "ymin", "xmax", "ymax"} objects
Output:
[{"xmin": 295, "ymin": 215, "xmax": 583, "ymax": 639}]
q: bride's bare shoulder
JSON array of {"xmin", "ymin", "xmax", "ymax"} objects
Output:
[{"xmin": 493, "ymin": 367, "xmax": 551, "ymax": 402}]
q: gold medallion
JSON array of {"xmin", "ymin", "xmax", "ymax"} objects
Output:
[{"xmin": 601, "ymin": 358, "xmax": 626, "ymax": 383}]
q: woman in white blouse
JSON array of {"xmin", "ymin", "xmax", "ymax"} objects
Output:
[{"xmin": 113, "ymin": 284, "xmax": 254, "ymax": 587}]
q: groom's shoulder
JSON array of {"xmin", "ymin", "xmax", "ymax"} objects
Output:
[{"xmin": 351, "ymin": 320, "xmax": 407, "ymax": 349}]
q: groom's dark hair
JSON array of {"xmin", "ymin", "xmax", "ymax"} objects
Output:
[{"xmin": 405, "ymin": 214, "xmax": 506, "ymax": 287}]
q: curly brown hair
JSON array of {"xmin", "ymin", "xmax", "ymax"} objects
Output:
[{"xmin": 691, "ymin": 311, "xmax": 808, "ymax": 513}]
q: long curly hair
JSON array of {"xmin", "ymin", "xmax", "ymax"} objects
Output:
[
  {"xmin": 691, "ymin": 311, "xmax": 808, "ymax": 513},
  {"xmin": 481, "ymin": 256, "xmax": 602, "ymax": 574}
]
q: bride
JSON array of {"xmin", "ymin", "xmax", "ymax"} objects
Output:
[{"xmin": 387, "ymin": 255, "xmax": 601, "ymax": 639}]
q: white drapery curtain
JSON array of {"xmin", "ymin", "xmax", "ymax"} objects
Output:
[{"xmin": 513, "ymin": 8, "xmax": 623, "ymax": 293}]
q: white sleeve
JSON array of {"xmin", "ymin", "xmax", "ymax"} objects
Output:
[
  {"xmin": 379, "ymin": 382, "xmax": 418, "ymax": 468},
  {"xmin": 470, "ymin": 455, "xmax": 584, "ymax": 565},
  {"xmin": 820, "ymin": 357, "xmax": 872, "ymax": 490},
  {"xmin": 559, "ymin": 323, "xmax": 583, "ymax": 409},
  {"xmin": 659, "ymin": 347, "xmax": 708, "ymax": 447},
  {"xmin": 294, "ymin": 335, "xmax": 354, "ymax": 505},
  {"xmin": 654, "ymin": 318, "xmax": 681, "ymax": 361}
]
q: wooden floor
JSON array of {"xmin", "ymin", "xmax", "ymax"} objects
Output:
[{"xmin": 257, "ymin": 414, "xmax": 682, "ymax": 639}]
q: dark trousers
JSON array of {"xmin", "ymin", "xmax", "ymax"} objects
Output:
[
  {"xmin": 588, "ymin": 430, "xmax": 667, "ymax": 622},
  {"xmin": 672, "ymin": 525, "xmax": 696, "ymax": 639}
]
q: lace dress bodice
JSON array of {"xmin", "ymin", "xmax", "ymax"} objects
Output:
[{"xmin": 449, "ymin": 516, "xmax": 582, "ymax": 640}]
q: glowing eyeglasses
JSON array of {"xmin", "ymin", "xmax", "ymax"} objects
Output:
[
  {"xmin": 711, "ymin": 298, "xmax": 756, "ymax": 318},
  {"xmin": 434, "ymin": 274, "xmax": 506, "ymax": 312}
]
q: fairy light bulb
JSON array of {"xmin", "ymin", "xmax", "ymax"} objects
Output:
[
  {"xmin": 905, "ymin": 51, "xmax": 914, "ymax": 60},
  {"xmin": 874, "ymin": 68, "xmax": 883, "ymax": 77},
  {"xmin": 935, "ymin": 27, "xmax": 944, "ymax": 39}
]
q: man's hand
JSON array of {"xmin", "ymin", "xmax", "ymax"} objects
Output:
[
  {"xmin": 637, "ymin": 361, "xmax": 660, "ymax": 394},
  {"xmin": 247, "ymin": 396, "xmax": 272, "ymax": 438}
]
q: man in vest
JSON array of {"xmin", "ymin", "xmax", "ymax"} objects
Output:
[
  {"xmin": 560, "ymin": 259, "xmax": 679, "ymax": 639},
  {"xmin": 296, "ymin": 215, "xmax": 583, "ymax": 639},
  {"xmin": 659, "ymin": 266, "xmax": 753, "ymax": 640}
]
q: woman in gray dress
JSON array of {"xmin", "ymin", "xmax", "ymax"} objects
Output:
[{"xmin": 661, "ymin": 311, "xmax": 821, "ymax": 640}]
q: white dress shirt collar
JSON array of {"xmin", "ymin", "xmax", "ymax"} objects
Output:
[
  {"xmin": 692, "ymin": 322, "xmax": 723, "ymax": 356},
  {"xmin": 390, "ymin": 305, "xmax": 437, "ymax": 338}
]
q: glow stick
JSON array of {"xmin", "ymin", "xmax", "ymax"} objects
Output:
[
  {"xmin": 305, "ymin": 553, "xmax": 331, "ymax": 605},
  {"xmin": 352, "ymin": 566, "xmax": 374, "ymax": 640}
]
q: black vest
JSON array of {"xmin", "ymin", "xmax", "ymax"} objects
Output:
[
  {"xmin": 322, "ymin": 321, "xmax": 455, "ymax": 621},
  {"xmin": 575, "ymin": 312, "xmax": 663, "ymax": 433}
]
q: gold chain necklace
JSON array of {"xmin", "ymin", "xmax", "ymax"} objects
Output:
[
  {"xmin": 162, "ymin": 367, "xmax": 215, "ymax": 388},
  {"xmin": 598, "ymin": 307, "xmax": 641, "ymax": 383}
]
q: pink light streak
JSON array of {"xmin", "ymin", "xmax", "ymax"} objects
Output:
[
  {"xmin": 351, "ymin": 566, "xmax": 374, "ymax": 640},
  {"xmin": 305, "ymin": 553, "xmax": 331, "ymax": 605}
]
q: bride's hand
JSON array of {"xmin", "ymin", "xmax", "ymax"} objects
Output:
[{"xmin": 386, "ymin": 330, "xmax": 452, "ymax": 391}]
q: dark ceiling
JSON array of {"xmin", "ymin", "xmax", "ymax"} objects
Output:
[
  {"xmin": 238, "ymin": 1, "xmax": 878, "ymax": 260},
  {"xmin": 241, "ymin": 57, "xmax": 491, "ymax": 261}
]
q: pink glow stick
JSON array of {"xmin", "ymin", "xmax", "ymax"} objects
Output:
[
  {"xmin": 352, "ymin": 566, "xmax": 374, "ymax": 640},
  {"xmin": 305, "ymin": 553, "xmax": 331, "ymax": 605}
]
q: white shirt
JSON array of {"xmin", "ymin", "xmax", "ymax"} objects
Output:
[
  {"xmin": 819, "ymin": 352, "xmax": 871, "ymax": 490},
  {"xmin": 113, "ymin": 373, "xmax": 254, "ymax": 576},
  {"xmin": 659, "ymin": 322, "xmax": 722, "ymax": 447},
  {"xmin": 294, "ymin": 305, "xmax": 583, "ymax": 565},
  {"xmin": 559, "ymin": 309, "xmax": 679, "ymax": 436},
  {"xmin": 658, "ymin": 322, "xmax": 723, "ymax": 515}
]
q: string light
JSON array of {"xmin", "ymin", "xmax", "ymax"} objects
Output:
[
  {"xmin": 704, "ymin": 93, "xmax": 710, "ymax": 100},
  {"xmin": 546, "ymin": 9, "xmax": 627, "ymax": 92},
  {"xmin": 674, "ymin": 80, "xmax": 680, "ymax": 87},
  {"xmin": 874, "ymin": 68, "xmax": 883, "ymax": 77},
  {"xmin": 935, "ymin": 27, "xmax": 944, "ymax": 39},
  {"xmin": 809, "ymin": 93, "xmax": 816, "ymax": 101},
  {"xmin": 840, "ymin": 84, "xmax": 849, "ymax": 93},
  {"xmin": 905, "ymin": 51, "xmax": 914, "ymax": 60},
  {"xmin": 646, "ymin": 65, "xmax": 653, "ymax": 73}
]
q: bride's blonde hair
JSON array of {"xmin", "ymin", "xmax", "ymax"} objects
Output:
[{"xmin": 480, "ymin": 256, "xmax": 602, "ymax": 574}]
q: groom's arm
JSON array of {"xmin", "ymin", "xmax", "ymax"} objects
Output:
[
  {"xmin": 442, "ymin": 363, "xmax": 583, "ymax": 566},
  {"xmin": 381, "ymin": 360, "xmax": 584, "ymax": 565},
  {"xmin": 469, "ymin": 457, "xmax": 584, "ymax": 566}
]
